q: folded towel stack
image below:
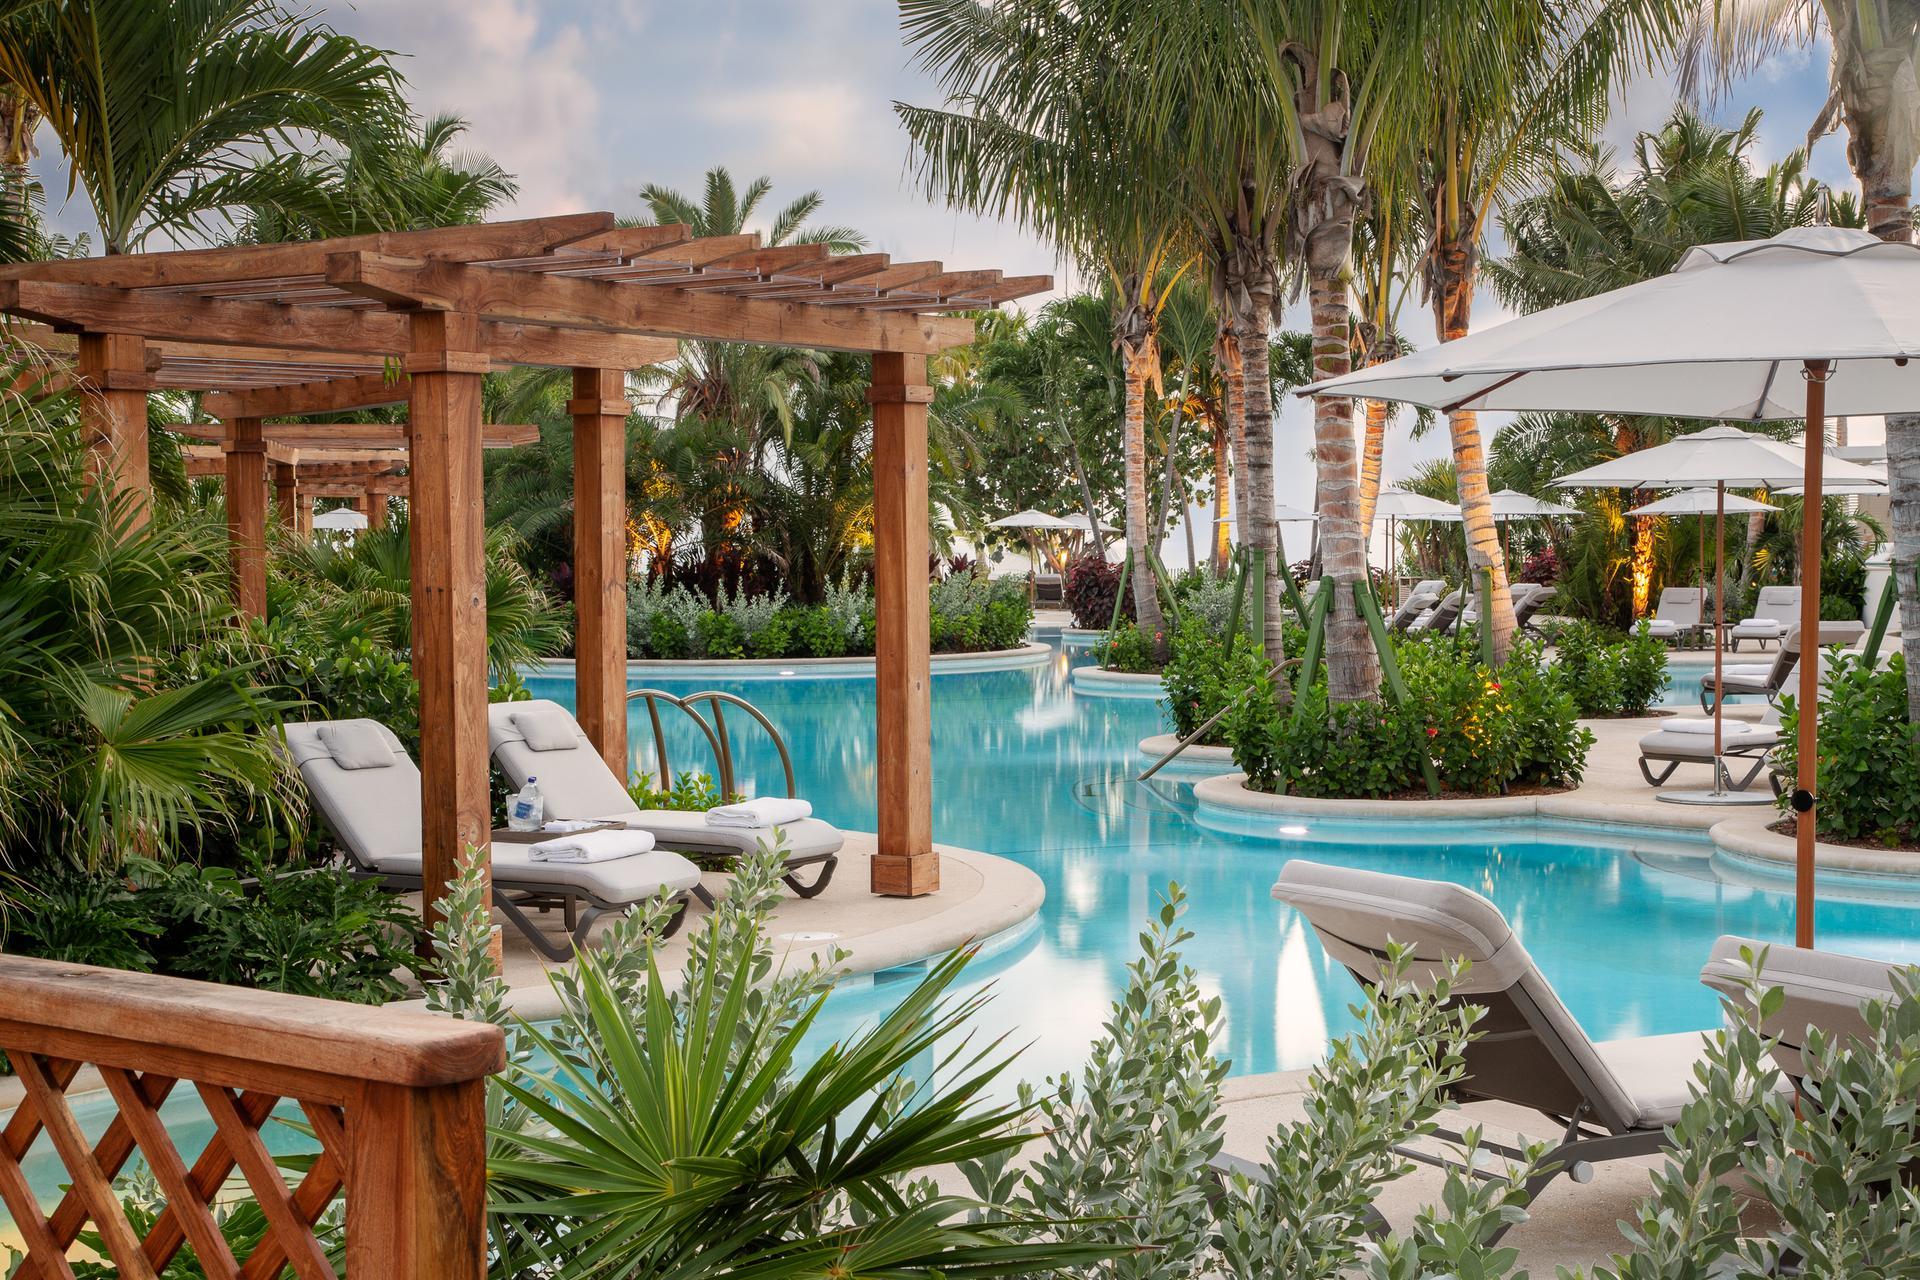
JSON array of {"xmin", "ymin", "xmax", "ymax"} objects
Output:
[
  {"xmin": 529, "ymin": 829, "xmax": 656, "ymax": 862},
  {"xmin": 705, "ymin": 797, "xmax": 813, "ymax": 830}
]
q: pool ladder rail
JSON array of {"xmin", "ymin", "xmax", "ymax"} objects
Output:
[{"xmin": 625, "ymin": 687, "xmax": 797, "ymax": 798}]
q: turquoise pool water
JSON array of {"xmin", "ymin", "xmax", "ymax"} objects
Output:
[
  {"xmin": 522, "ymin": 640, "xmax": 1919, "ymax": 1088},
  {"xmin": 8, "ymin": 638, "xmax": 1917, "ymax": 1237}
]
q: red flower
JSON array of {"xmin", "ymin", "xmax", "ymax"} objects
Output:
[{"xmin": 1426, "ymin": 727, "xmax": 1439, "ymax": 738}]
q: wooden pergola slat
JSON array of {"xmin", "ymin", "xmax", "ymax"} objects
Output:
[{"xmin": 0, "ymin": 213, "xmax": 1051, "ymax": 918}]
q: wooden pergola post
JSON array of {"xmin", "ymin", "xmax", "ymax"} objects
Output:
[
  {"xmin": 868, "ymin": 351, "xmax": 937, "ymax": 896},
  {"xmin": 274, "ymin": 461, "xmax": 299, "ymax": 530},
  {"xmin": 569, "ymin": 367, "xmax": 630, "ymax": 776},
  {"xmin": 368, "ymin": 487, "xmax": 390, "ymax": 529},
  {"xmin": 224, "ymin": 416, "xmax": 268, "ymax": 618},
  {"xmin": 406, "ymin": 311, "xmax": 491, "ymax": 928},
  {"xmin": 75, "ymin": 332, "xmax": 149, "ymax": 523}
]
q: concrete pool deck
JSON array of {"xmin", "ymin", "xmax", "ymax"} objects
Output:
[{"xmin": 490, "ymin": 834, "xmax": 1045, "ymax": 1019}]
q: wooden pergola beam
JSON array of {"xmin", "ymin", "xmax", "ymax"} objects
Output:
[
  {"xmin": 325, "ymin": 253, "xmax": 977, "ymax": 354},
  {"xmin": 203, "ymin": 372, "xmax": 411, "ymax": 419},
  {"xmin": 173, "ymin": 422, "xmax": 538, "ymax": 449},
  {"xmin": 0, "ymin": 279, "xmax": 412, "ymax": 354},
  {"xmin": 0, "ymin": 213, "xmax": 617, "ymax": 290}
]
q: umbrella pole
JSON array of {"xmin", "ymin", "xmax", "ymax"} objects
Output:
[
  {"xmin": 1711, "ymin": 482, "xmax": 1725, "ymax": 794},
  {"xmin": 1795, "ymin": 360, "xmax": 1831, "ymax": 948}
]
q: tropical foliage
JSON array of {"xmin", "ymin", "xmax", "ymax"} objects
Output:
[{"xmin": 1776, "ymin": 651, "xmax": 1920, "ymax": 846}]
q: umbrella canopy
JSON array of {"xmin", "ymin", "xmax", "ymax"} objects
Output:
[
  {"xmin": 1487, "ymin": 488, "xmax": 1582, "ymax": 519},
  {"xmin": 311, "ymin": 508, "xmax": 368, "ymax": 532},
  {"xmin": 1301, "ymin": 226, "xmax": 1920, "ymax": 418},
  {"xmin": 1627, "ymin": 488, "xmax": 1779, "ymax": 517},
  {"xmin": 1058, "ymin": 512, "xmax": 1117, "ymax": 534},
  {"xmin": 1300, "ymin": 225, "xmax": 1920, "ymax": 949},
  {"xmin": 1219, "ymin": 502, "xmax": 1319, "ymax": 523},
  {"xmin": 1373, "ymin": 488, "xmax": 1458, "ymax": 519},
  {"xmin": 1553, "ymin": 424, "xmax": 1884, "ymax": 490},
  {"xmin": 988, "ymin": 508, "xmax": 1075, "ymax": 530}
]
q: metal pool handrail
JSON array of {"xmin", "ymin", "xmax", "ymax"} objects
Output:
[
  {"xmin": 625, "ymin": 687, "xmax": 798, "ymax": 799},
  {"xmin": 1136, "ymin": 659, "xmax": 1290, "ymax": 781}
]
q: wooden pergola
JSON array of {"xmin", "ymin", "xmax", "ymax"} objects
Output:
[{"xmin": 0, "ymin": 213, "xmax": 1048, "ymax": 916}]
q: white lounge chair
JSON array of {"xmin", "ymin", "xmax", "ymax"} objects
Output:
[
  {"xmin": 1643, "ymin": 586, "xmax": 1704, "ymax": 644},
  {"xmin": 1388, "ymin": 589, "xmax": 1441, "ymax": 632},
  {"xmin": 1699, "ymin": 629, "xmax": 1802, "ymax": 711},
  {"xmin": 1270, "ymin": 860, "xmax": 1790, "ymax": 1239},
  {"xmin": 285, "ymin": 719, "xmax": 706, "ymax": 961},
  {"xmin": 1638, "ymin": 707, "xmax": 1781, "ymax": 792},
  {"xmin": 1700, "ymin": 935, "xmax": 1907, "ymax": 1088},
  {"xmin": 487, "ymin": 699, "xmax": 842, "ymax": 898},
  {"xmin": 1728, "ymin": 585, "xmax": 1800, "ymax": 650},
  {"xmin": 1408, "ymin": 587, "xmax": 1465, "ymax": 635}
]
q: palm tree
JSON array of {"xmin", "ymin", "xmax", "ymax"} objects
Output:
[
  {"xmin": 1680, "ymin": 1, "xmax": 1920, "ymax": 719},
  {"xmin": 1487, "ymin": 110, "xmax": 1847, "ymax": 621},
  {"xmin": 0, "ymin": 0, "xmax": 403, "ymax": 253},
  {"xmin": 1407, "ymin": 0, "xmax": 1683, "ymax": 661},
  {"xmin": 235, "ymin": 113, "xmax": 517, "ymax": 241},
  {"xmin": 897, "ymin": 0, "xmax": 1194, "ymax": 659}
]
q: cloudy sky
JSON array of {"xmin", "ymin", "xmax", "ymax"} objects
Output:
[{"xmin": 30, "ymin": 2, "xmax": 1865, "ymax": 546}]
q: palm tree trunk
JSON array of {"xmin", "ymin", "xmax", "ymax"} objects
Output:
[
  {"xmin": 1434, "ymin": 244, "xmax": 1516, "ymax": 661},
  {"xmin": 1212, "ymin": 410, "xmax": 1232, "ymax": 575},
  {"xmin": 1737, "ymin": 507, "xmax": 1766, "ymax": 594},
  {"xmin": 0, "ymin": 90, "xmax": 39, "ymax": 222},
  {"xmin": 1358, "ymin": 397, "xmax": 1389, "ymax": 544},
  {"xmin": 1230, "ymin": 266, "xmax": 1286, "ymax": 675},
  {"xmin": 1222, "ymin": 330, "xmax": 1249, "ymax": 553},
  {"xmin": 1856, "ymin": 152, "xmax": 1920, "ymax": 720},
  {"xmin": 1309, "ymin": 272, "xmax": 1381, "ymax": 702},
  {"xmin": 1122, "ymin": 340, "xmax": 1168, "ymax": 658}
]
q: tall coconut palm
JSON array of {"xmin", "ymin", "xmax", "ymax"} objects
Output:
[
  {"xmin": 1681, "ymin": 1, "xmax": 1920, "ymax": 719},
  {"xmin": 1408, "ymin": 0, "xmax": 1684, "ymax": 661},
  {"xmin": 897, "ymin": 0, "xmax": 1194, "ymax": 658},
  {"xmin": 0, "ymin": 0, "xmax": 402, "ymax": 254}
]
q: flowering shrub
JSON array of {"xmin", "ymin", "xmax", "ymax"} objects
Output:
[
  {"xmin": 1163, "ymin": 618, "xmax": 1274, "ymax": 743},
  {"xmin": 1064, "ymin": 554, "xmax": 1131, "ymax": 629},
  {"xmin": 1094, "ymin": 620, "xmax": 1157, "ymax": 673},
  {"xmin": 1517, "ymin": 543, "xmax": 1561, "ymax": 585},
  {"xmin": 1228, "ymin": 638, "xmax": 1592, "ymax": 797}
]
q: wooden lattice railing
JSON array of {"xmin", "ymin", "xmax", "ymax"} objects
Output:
[{"xmin": 0, "ymin": 954, "xmax": 503, "ymax": 1279}]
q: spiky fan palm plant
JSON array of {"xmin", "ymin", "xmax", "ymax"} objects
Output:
[{"xmin": 0, "ymin": 0, "xmax": 403, "ymax": 253}]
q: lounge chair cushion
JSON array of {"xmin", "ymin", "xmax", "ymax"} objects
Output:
[
  {"xmin": 610, "ymin": 808, "xmax": 845, "ymax": 862},
  {"xmin": 316, "ymin": 720, "xmax": 398, "ymax": 771},
  {"xmin": 284, "ymin": 720, "xmax": 421, "ymax": 866},
  {"xmin": 286, "ymin": 718, "xmax": 703, "ymax": 902},
  {"xmin": 1638, "ymin": 727, "xmax": 1778, "ymax": 759},
  {"xmin": 1701, "ymin": 935, "xmax": 1900, "ymax": 1080},
  {"xmin": 511, "ymin": 704, "xmax": 583, "ymax": 753},
  {"xmin": 1593, "ymin": 1032, "xmax": 1720, "ymax": 1127},
  {"xmin": 488, "ymin": 700, "xmax": 637, "ymax": 819}
]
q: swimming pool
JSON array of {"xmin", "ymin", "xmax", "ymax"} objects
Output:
[{"xmin": 523, "ymin": 640, "xmax": 1920, "ymax": 1087}]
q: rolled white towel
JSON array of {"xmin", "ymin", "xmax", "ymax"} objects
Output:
[
  {"xmin": 1666, "ymin": 717, "xmax": 1759, "ymax": 735},
  {"xmin": 529, "ymin": 829, "xmax": 656, "ymax": 862},
  {"xmin": 705, "ymin": 797, "xmax": 813, "ymax": 829}
]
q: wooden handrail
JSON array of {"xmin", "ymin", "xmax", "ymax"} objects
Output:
[{"xmin": 0, "ymin": 954, "xmax": 503, "ymax": 1279}]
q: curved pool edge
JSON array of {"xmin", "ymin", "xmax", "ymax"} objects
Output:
[
  {"xmin": 1136, "ymin": 733, "xmax": 1237, "ymax": 775},
  {"xmin": 1070, "ymin": 666, "xmax": 1166, "ymax": 698},
  {"xmin": 529, "ymin": 642, "xmax": 1052, "ymax": 682},
  {"xmin": 1708, "ymin": 811, "xmax": 1920, "ymax": 880},
  {"xmin": 496, "ymin": 839, "xmax": 1047, "ymax": 1022}
]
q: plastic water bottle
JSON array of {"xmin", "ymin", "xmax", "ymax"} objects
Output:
[{"xmin": 507, "ymin": 776, "xmax": 544, "ymax": 831}]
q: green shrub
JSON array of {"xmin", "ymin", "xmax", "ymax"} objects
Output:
[
  {"xmin": 1551, "ymin": 619, "xmax": 1669, "ymax": 716},
  {"xmin": 795, "ymin": 603, "xmax": 849, "ymax": 657},
  {"xmin": 1163, "ymin": 618, "xmax": 1269, "ymax": 743},
  {"xmin": 695, "ymin": 610, "xmax": 746, "ymax": 659},
  {"xmin": 1094, "ymin": 620, "xmax": 1156, "ymax": 673},
  {"xmin": 647, "ymin": 610, "xmax": 691, "ymax": 659},
  {"xmin": 747, "ymin": 607, "xmax": 795, "ymax": 658},
  {"xmin": 1229, "ymin": 641, "xmax": 1593, "ymax": 796},
  {"xmin": 627, "ymin": 769, "xmax": 729, "ymax": 812},
  {"xmin": 1776, "ymin": 652, "xmax": 1920, "ymax": 845},
  {"xmin": 7, "ymin": 856, "xmax": 420, "ymax": 1004}
]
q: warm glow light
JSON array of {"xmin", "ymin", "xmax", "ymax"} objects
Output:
[{"xmin": 1629, "ymin": 515, "xmax": 1655, "ymax": 617}]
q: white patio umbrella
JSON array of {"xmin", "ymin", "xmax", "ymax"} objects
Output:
[
  {"xmin": 1300, "ymin": 225, "xmax": 1920, "ymax": 946},
  {"xmin": 311, "ymin": 507, "xmax": 368, "ymax": 533},
  {"xmin": 1628, "ymin": 489, "xmax": 1781, "ymax": 655},
  {"xmin": 988, "ymin": 509, "xmax": 1074, "ymax": 581},
  {"xmin": 1370, "ymin": 489, "xmax": 1461, "ymax": 604},
  {"xmin": 1489, "ymin": 488, "xmax": 1583, "ymax": 519}
]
